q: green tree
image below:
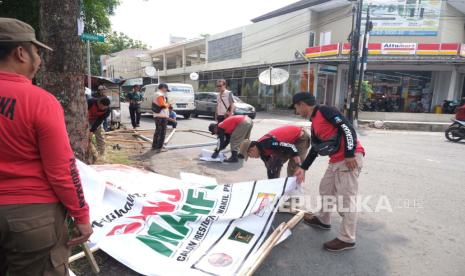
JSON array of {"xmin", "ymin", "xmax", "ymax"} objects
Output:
[
  {"xmin": 81, "ymin": 0, "xmax": 120, "ymax": 34},
  {"xmin": 0, "ymin": 0, "xmax": 120, "ymax": 36}
]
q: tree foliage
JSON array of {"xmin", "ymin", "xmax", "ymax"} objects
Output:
[{"xmin": 81, "ymin": 0, "xmax": 120, "ymax": 34}]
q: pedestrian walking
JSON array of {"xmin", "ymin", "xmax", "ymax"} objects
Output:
[{"xmin": 127, "ymin": 84, "xmax": 142, "ymax": 129}]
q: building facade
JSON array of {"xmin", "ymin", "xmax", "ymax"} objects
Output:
[{"xmin": 146, "ymin": 0, "xmax": 465, "ymax": 115}]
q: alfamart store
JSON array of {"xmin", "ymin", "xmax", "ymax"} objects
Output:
[{"xmin": 305, "ymin": 42, "xmax": 465, "ymax": 116}]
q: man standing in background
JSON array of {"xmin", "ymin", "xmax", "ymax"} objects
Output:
[
  {"xmin": 215, "ymin": 79, "xmax": 235, "ymax": 123},
  {"xmin": 152, "ymin": 83, "xmax": 170, "ymax": 152},
  {"xmin": 0, "ymin": 18, "xmax": 92, "ymax": 275},
  {"xmin": 127, "ymin": 84, "xmax": 142, "ymax": 129}
]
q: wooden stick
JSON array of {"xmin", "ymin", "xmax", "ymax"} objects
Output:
[
  {"xmin": 106, "ymin": 138, "xmax": 147, "ymax": 144},
  {"xmin": 69, "ymin": 245, "xmax": 100, "ymax": 263},
  {"xmin": 82, "ymin": 242, "xmax": 100, "ymax": 274},
  {"xmin": 164, "ymin": 129, "xmax": 176, "ymax": 145},
  {"xmin": 133, "ymin": 134, "xmax": 153, "ymax": 143},
  {"xmin": 239, "ymin": 211, "xmax": 307, "ymax": 276},
  {"xmin": 165, "ymin": 141, "xmax": 217, "ymax": 150}
]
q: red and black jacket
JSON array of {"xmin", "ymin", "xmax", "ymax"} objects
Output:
[
  {"xmin": 301, "ymin": 105, "xmax": 364, "ymax": 170},
  {"xmin": 88, "ymin": 98, "xmax": 110, "ymax": 132}
]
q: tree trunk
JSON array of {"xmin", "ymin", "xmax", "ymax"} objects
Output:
[{"xmin": 39, "ymin": 0, "xmax": 89, "ymax": 161}]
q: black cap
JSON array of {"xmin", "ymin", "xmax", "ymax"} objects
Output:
[
  {"xmin": 208, "ymin": 123, "xmax": 217, "ymax": 135},
  {"xmin": 158, "ymin": 83, "xmax": 170, "ymax": 91},
  {"xmin": 289, "ymin": 92, "xmax": 316, "ymax": 109}
]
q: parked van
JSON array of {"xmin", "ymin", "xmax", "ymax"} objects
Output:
[{"xmin": 140, "ymin": 83, "xmax": 195, "ymax": 118}]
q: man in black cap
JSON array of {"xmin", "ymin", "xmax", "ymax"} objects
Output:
[
  {"xmin": 151, "ymin": 83, "xmax": 170, "ymax": 152},
  {"xmin": 290, "ymin": 92, "xmax": 365, "ymax": 252},
  {"xmin": 0, "ymin": 18, "xmax": 92, "ymax": 275}
]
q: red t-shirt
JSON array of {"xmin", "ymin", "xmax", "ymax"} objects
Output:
[
  {"xmin": 312, "ymin": 110, "xmax": 365, "ymax": 163},
  {"xmin": 0, "ymin": 71, "xmax": 89, "ymax": 224},
  {"xmin": 218, "ymin": 115, "xmax": 246, "ymax": 134},
  {"xmin": 456, "ymin": 104, "xmax": 465, "ymax": 121}
]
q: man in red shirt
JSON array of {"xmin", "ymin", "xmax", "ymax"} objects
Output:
[
  {"xmin": 239, "ymin": 125, "xmax": 310, "ymax": 179},
  {"xmin": 88, "ymin": 96, "xmax": 110, "ymax": 156},
  {"xmin": 0, "ymin": 18, "xmax": 92, "ymax": 275},
  {"xmin": 455, "ymin": 97, "xmax": 465, "ymax": 121},
  {"xmin": 208, "ymin": 115, "xmax": 253, "ymax": 162},
  {"xmin": 291, "ymin": 92, "xmax": 365, "ymax": 252}
]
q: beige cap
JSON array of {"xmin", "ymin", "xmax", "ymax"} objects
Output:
[
  {"xmin": 239, "ymin": 139, "xmax": 253, "ymax": 161},
  {"xmin": 0, "ymin": 18, "xmax": 53, "ymax": 51}
]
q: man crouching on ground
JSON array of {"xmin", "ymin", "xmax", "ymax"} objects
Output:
[
  {"xmin": 209, "ymin": 115, "xmax": 253, "ymax": 162},
  {"xmin": 291, "ymin": 92, "xmax": 365, "ymax": 252},
  {"xmin": 239, "ymin": 125, "xmax": 310, "ymax": 179}
]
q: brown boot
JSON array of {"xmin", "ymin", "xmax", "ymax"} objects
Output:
[
  {"xmin": 303, "ymin": 214, "xmax": 331, "ymax": 230},
  {"xmin": 323, "ymin": 238, "xmax": 356, "ymax": 252}
]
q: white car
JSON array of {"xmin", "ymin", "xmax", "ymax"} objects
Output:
[{"xmin": 139, "ymin": 83, "xmax": 196, "ymax": 118}]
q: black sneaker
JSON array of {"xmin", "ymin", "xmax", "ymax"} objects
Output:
[{"xmin": 303, "ymin": 214, "xmax": 331, "ymax": 230}]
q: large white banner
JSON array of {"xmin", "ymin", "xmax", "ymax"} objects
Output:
[
  {"xmin": 367, "ymin": 0, "xmax": 441, "ymax": 36},
  {"xmin": 77, "ymin": 162, "xmax": 296, "ymax": 276}
]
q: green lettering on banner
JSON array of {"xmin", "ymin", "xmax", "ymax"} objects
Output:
[
  {"xmin": 137, "ymin": 221, "xmax": 183, "ymax": 257},
  {"xmin": 160, "ymin": 214, "xmax": 197, "ymax": 236},
  {"xmin": 186, "ymin": 189, "xmax": 215, "ymax": 208},
  {"xmin": 136, "ymin": 188, "xmax": 217, "ymax": 257}
]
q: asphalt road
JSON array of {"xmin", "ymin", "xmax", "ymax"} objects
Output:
[{"xmin": 78, "ymin": 104, "xmax": 465, "ymax": 276}]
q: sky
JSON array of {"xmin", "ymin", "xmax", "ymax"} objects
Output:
[{"xmin": 110, "ymin": 0, "xmax": 298, "ymax": 49}]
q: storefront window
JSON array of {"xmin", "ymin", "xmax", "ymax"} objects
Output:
[{"xmin": 363, "ymin": 71, "xmax": 433, "ymax": 113}]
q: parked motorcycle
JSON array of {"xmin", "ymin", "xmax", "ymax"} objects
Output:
[
  {"xmin": 445, "ymin": 119, "xmax": 465, "ymax": 142},
  {"xmin": 442, "ymin": 100, "xmax": 459, "ymax": 114}
]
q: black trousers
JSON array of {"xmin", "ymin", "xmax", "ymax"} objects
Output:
[
  {"xmin": 167, "ymin": 120, "xmax": 177, "ymax": 128},
  {"xmin": 129, "ymin": 106, "xmax": 141, "ymax": 128},
  {"xmin": 216, "ymin": 115, "xmax": 226, "ymax": 123},
  {"xmin": 152, "ymin": 117, "xmax": 167, "ymax": 149}
]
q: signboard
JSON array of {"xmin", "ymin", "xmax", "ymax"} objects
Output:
[
  {"xmin": 461, "ymin": 44, "xmax": 465, "ymax": 57},
  {"xmin": 81, "ymin": 33, "xmax": 105, "ymax": 42},
  {"xmin": 381, "ymin": 43, "xmax": 416, "ymax": 55},
  {"xmin": 77, "ymin": 162, "xmax": 296, "ymax": 276},
  {"xmin": 366, "ymin": 0, "xmax": 441, "ymax": 36},
  {"xmin": 305, "ymin": 44, "xmax": 340, "ymax": 58}
]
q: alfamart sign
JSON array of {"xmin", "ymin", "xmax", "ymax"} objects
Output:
[{"xmin": 77, "ymin": 162, "xmax": 296, "ymax": 276}]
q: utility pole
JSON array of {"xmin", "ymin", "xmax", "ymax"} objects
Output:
[
  {"xmin": 354, "ymin": 6, "xmax": 372, "ymax": 121},
  {"xmin": 347, "ymin": 0, "xmax": 363, "ymax": 124},
  {"xmin": 346, "ymin": 5, "xmax": 356, "ymax": 115}
]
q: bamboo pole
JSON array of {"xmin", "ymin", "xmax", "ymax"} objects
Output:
[
  {"xmin": 239, "ymin": 211, "xmax": 307, "ymax": 276},
  {"xmin": 81, "ymin": 243, "xmax": 100, "ymax": 274},
  {"xmin": 133, "ymin": 134, "xmax": 153, "ymax": 143},
  {"xmin": 106, "ymin": 138, "xmax": 147, "ymax": 144},
  {"xmin": 164, "ymin": 129, "xmax": 176, "ymax": 145},
  {"xmin": 165, "ymin": 141, "xmax": 217, "ymax": 150}
]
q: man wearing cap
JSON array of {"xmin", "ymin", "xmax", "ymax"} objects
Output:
[
  {"xmin": 0, "ymin": 18, "xmax": 92, "ymax": 275},
  {"xmin": 209, "ymin": 115, "xmax": 253, "ymax": 163},
  {"xmin": 290, "ymin": 92, "xmax": 365, "ymax": 252},
  {"xmin": 152, "ymin": 83, "xmax": 170, "ymax": 152},
  {"xmin": 239, "ymin": 125, "xmax": 310, "ymax": 179},
  {"xmin": 127, "ymin": 84, "xmax": 142, "ymax": 129}
]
